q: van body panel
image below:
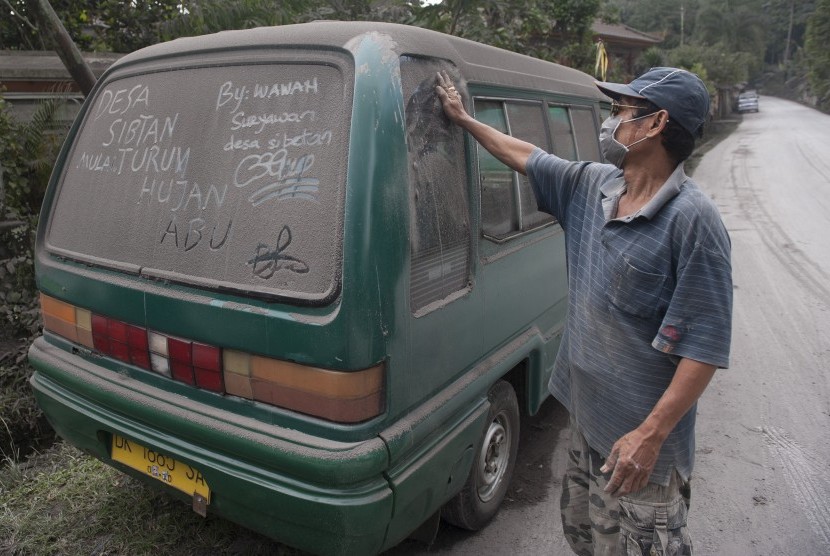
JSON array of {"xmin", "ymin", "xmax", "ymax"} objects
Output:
[
  {"xmin": 380, "ymin": 401, "xmax": 488, "ymax": 550},
  {"xmin": 31, "ymin": 21, "xmax": 605, "ymax": 554},
  {"xmin": 480, "ymin": 229, "xmax": 567, "ymax": 350},
  {"xmin": 405, "ymin": 288, "xmax": 484, "ymax": 421},
  {"xmin": 379, "ymin": 326, "xmax": 543, "ymax": 463},
  {"xmin": 339, "ymin": 30, "xmax": 410, "ymax": 404},
  {"xmin": 479, "ymin": 227, "xmax": 569, "ymax": 412}
]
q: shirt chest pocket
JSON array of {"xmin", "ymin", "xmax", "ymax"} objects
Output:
[{"xmin": 607, "ymin": 255, "xmax": 668, "ymax": 319}]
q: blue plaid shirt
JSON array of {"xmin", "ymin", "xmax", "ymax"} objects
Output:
[{"xmin": 526, "ymin": 148, "xmax": 732, "ymax": 485}]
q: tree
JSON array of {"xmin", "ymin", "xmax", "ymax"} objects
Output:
[
  {"xmin": 411, "ymin": 0, "xmax": 600, "ymax": 72},
  {"xmin": 2, "ymin": 0, "xmax": 189, "ymax": 53},
  {"xmin": 414, "ymin": 0, "xmax": 558, "ymax": 55},
  {"xmin": 157, "ymin": 0, "xmax": 319, "ymax": 41},
  {"xmin": 0, "ymin": 93, "xmax": 68, "ymax": 340},
  {"xmin": 763, "ymin": 0, "xmax": 814, "ymax": 66},
  {"xmin": 2, "ymin": 0, "xmax": 92, "ymax": 50},
  {"xmin": 24, "ymin": 0, "xmax": 96, "ymax": 94},
  {"xmin": 605, "ymin": 0, "xmax": 815, "ymax": 91},
  {"xmin": 694, "ymin": 0, "xmax": 766, "ymax": 77},
  {"xmin": 610, "ymin": 0, "xmax": 702, "ymax": 49},
  {"xmin": 804, "ymin": 0, "xmax": 830, "ymax": 110},
  {"xmin": 97, "ymin": 0, "xmax": 187, "ymax": 53},
  {"xmin": 669, "ymin": 43, "xmax": 752, "ymax": 86}
]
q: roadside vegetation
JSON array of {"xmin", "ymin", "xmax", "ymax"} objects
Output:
[
  {"xmin": 0, "ymin": 0, "xmax": 826, "ymax": 553},
  {"xmin": 0, "ymin": 94, "xmax": 66, "ymax": 462},
  {"xmin": 0, "ymin": 443, "xmax": 297, "ymax": 555}
]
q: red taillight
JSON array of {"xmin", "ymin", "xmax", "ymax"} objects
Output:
[
  {"xmin": 110, "ymin": 340, "xmax": 130, "ymax": 363},
  {"xmin": 168, "ymin": 337, "xmax": 192, "ymax": 364},
  {"xmin": 127, "ymin": 325, "xmax": 148, "ymax": 350},
  {"xmin": 90, "ymin": 315, "xmax": 147, "ymax": 367},
  {"xmin": 108, "ymin": 320, "xmax": 128, "ymax": 343},
  {"xmin": 103, "ymin": 316, "xmax": 130, "ymax": 363},
  {"xmin": 193, "ymin": 343, "xmax": 220, "ymax": 370},
  {"xmin": 195, "ymin": 367, "xmax": 224, "ymax": 392},
  {"xmin": 127, "ymin": 324, "xmax": 150, "ymax": 369},
  {"xmin": 91, "ymin": 314, "xmax": 110, "ymax": 352},
  {"xmin": 40, "ymin": 294, "xmax": 386, "ymax": 423},
  {"xmin": 171, "ymin": 360, "xmax": 195, "ymax": 385},
  {"xmin": 193, "ymin": 343, "xmax": 223, "ymax": 392},
  {"xmin": 168, "ymin": 337, "xmax": 195, "ymax": 384}
]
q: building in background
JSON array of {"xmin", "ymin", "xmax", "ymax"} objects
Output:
[
  {"xmin": 0, "ymin": 51, "xmax": 122, "ymax": 123},
  {"xmin": 591, "ymin": 20, "xmax": 662, "ymax": 80}
]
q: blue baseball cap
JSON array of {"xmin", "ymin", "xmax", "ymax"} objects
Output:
[{"xmin": 596, "ymin": 67, "xmax": 710, "ymax": 136}]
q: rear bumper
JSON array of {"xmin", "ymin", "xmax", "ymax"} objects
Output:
[{"xmin": 29, "ymin": 336, "xmax": 393, "ymax": 555}]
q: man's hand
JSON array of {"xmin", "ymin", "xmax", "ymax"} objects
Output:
[
  {"xmin": 601, "ymin": 428, "xmax": 661, "ymax": 497},
  {"xmin": 433, "ymin": 70, "xmax": 535, "ymax": 173},
  {"xmin": 435, "ymin": 71, "xmax": 469, "ymax": 125},
  {"xmin": 601, "ymin": 358, "xmax": 718, "ymax": 497}
]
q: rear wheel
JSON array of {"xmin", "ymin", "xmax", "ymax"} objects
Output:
[{"xmin": 442, "ymin": 380, "xmax": 520, "ymax": 530}]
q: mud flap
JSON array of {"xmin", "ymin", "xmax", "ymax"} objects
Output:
[{"xmin": 407, "ymin": 510, "xmax": 441, "ymax": 545}]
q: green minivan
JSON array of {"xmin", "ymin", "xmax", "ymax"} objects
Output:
[{"xmin": 29, "ymin": 21, "xmax": 606, "ymax": 555}]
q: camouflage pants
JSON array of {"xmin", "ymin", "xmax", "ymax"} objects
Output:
[{"xmin": 560, "ymin": 426, "xmax": 693, "ymax": 556}]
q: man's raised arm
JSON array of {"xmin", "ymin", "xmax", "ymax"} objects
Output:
[{"xmin": 435, "ymin": 71, "xmax": 536, "ymax": 175}]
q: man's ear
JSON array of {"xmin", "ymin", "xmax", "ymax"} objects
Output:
[{"xmin": 649, "ymin": 110, "xmax": 670, "ymax": 135}]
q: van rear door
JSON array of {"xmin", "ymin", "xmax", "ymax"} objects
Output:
[{"xmin": 46, "ymin": 52, "xmax": 349, "ymax": 305}]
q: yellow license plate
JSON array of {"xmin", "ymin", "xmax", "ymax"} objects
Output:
[{"xmin": 111, "ymin": 434, "xmax": 210, "ymax": 501}]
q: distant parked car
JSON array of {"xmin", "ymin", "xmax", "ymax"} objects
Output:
[{"xmin": 738, "ymin": 90, "xmax": 759, "ymax": 113}]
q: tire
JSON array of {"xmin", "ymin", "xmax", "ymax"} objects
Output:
[{"xmin": 442, "ymin": 380, "xmax": 520, "ymax": 530}]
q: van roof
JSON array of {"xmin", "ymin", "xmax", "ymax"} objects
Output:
[{"xmin": 112, "ymin": 21, "xmax": 606, "ymax": 102}]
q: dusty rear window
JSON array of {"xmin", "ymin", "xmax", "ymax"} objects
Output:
[{"xmin": 47, "ymin": 59, "xmax": 349, "ymax": 303}]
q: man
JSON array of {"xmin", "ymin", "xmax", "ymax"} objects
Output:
[{"xmin": 436, "ymin": 67, "xmax": 732, "ymax": 555}]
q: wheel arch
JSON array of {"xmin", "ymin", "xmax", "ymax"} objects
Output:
[{"xmin": 501, "ymin": 343, "xmax": 553, "ymax": 418}]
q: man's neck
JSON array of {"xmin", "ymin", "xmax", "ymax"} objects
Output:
[{"xmin": 617, "ymin": 155, "xmax": 677, "ymax": 218}]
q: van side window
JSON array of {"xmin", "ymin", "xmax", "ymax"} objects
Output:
[
  {"xmin": 570, "ymin": 107, "xmax": 602, "ymax": 162},
  {"xmin": 401, "ymin": 56, "xmax": 471, "ymax": 313},
  {"xmin": 505, "ymin": 102, "xmax": 555, "ymax": 230},
  {"xmin": 475, "ymin": 99, "xmax": 553, "ymax": 241},
  {"xmin": 475, "ymin": 100, "xmax": 517, "ymax": 238},
  {"xmin": 547, "ymin": 105, "xmax": 578, "ymax": 160}
]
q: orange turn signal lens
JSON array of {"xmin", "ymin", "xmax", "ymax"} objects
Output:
[
  {"xmin": 40, "ymin": 294, "xmax": 93, "ymax": 349},
  {"xmin": 223, "ymin": 350, "xmax": 385, "ymax": 423}
]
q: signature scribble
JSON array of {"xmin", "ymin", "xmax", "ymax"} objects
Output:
[
  {"xmin": 235, "ymin": 150, "xmax": 320, "ymax": 206},
  {"xmin": 247, "ymin": 225, "xmax": 310, "ymax": 279},
  {"xmin": 249, "ymin": 181, "xmax": 319, "ymax": 206}
]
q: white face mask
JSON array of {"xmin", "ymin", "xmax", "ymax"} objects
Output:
[{"xmin": 599, "ymin": 113, "xmax": 653, "ymax": 168}]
